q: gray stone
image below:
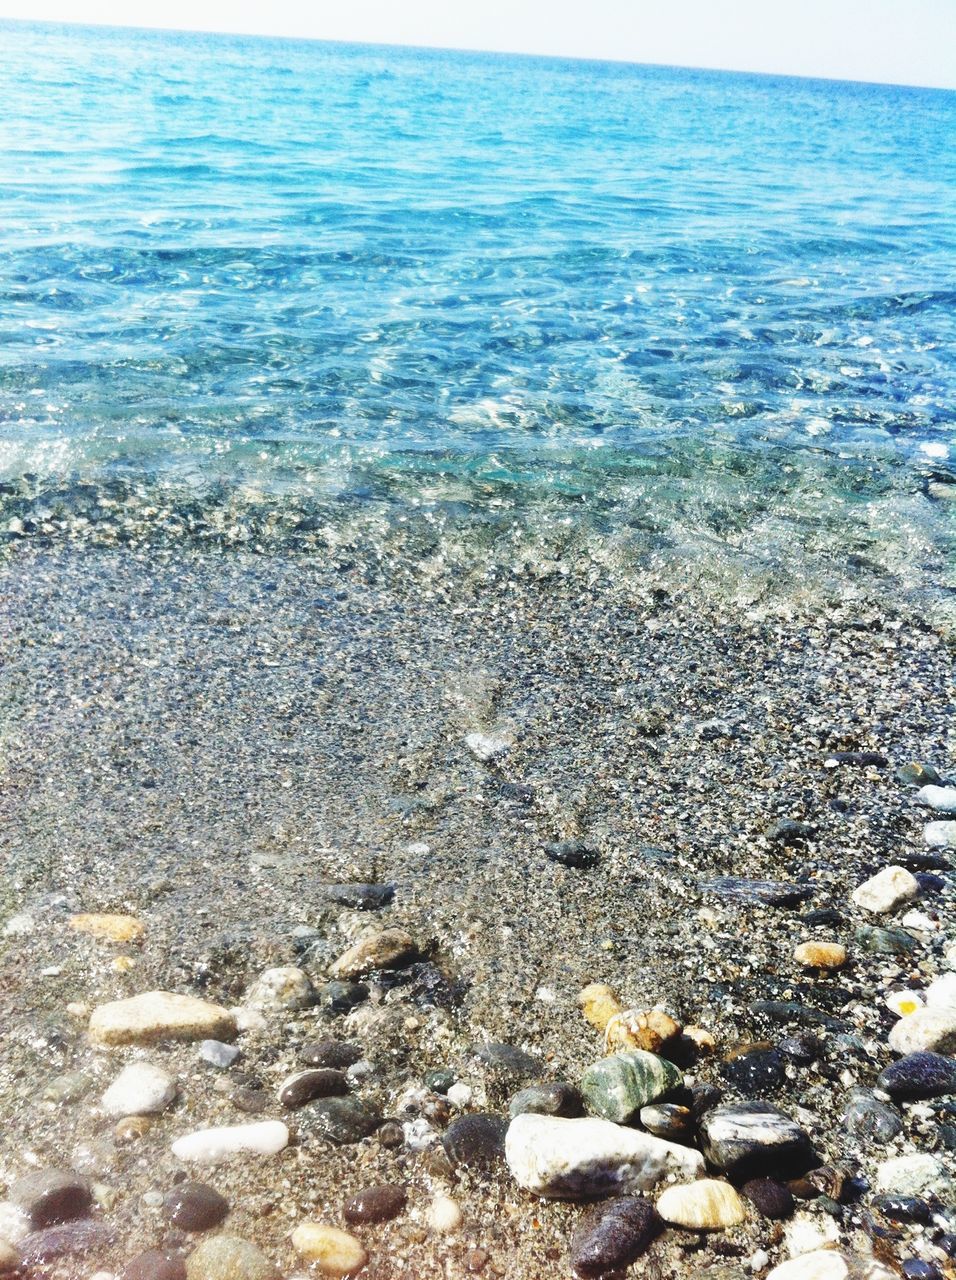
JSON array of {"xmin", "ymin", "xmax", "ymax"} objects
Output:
[
  {"xmin": 9, "ymin": 1169, "xmax": 92, "ymax": 1228},
  {"xmin": 442, "ymin": 1113, "xmax": 508, "ymax": 1172},
  {"xmin": 184, "ymin": 1236, "xmax": 279, "ymax": 1280},
  {"xmin": 699, "ymin": 1101, "xmax": 815, "ymax": 1177},
  {"xmin": 509, "ymin": 1083, "xmax": 584, "ymax": 1119},
  {"xmin": 305, "ymin": 1096, "xmax": 381, "ymax": 1144},
  {"xmin": 877, "ymin": 1052, "xmax": 956, "ymax": 1101},
  {"xmin": 18, "ymin": 1219, "xmax": 113, "ymax": 1267},
  {"xmin": 199, "ymin": 1040, "xmax": 240, "ymax": 1069},
  {"xmin": 843, "ymin": 1089, "xmax": 902, "ymax": 1143}
]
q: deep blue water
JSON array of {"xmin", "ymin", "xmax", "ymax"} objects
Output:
[{"xmin": 0, "ymin": 21, "xmax": 955, "ymax": 576}]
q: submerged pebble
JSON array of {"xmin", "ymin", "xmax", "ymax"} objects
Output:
[{"xmin": 568, "ymin": 1196, "xmax": 662, "ymax": 1279}]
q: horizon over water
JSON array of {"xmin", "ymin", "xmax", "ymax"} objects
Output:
[{"xmin": 1, "ymin": 19, "xmax": 955, "ymax": 605}]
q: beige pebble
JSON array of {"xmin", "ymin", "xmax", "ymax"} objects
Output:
[
  {"xmin": 291, "ymin": 1223, "xmax": 367, "ymax": 1275},
  {"xmin": 794, "ymin": 941, "xmax": 847, "ymax": 970},
  {"xmin": 89, "ymin": 991, "xmax": 236, "ymax": 1047},
  {"xmin": 427, "ymin": 1194, "xmax": 462, "ymax": 1233},
  {"xmin": 330, "ymin": 930, "xmax": 416, "ymax": 980},
  {"xmin": 656, "ymin": 1178, "xmax": 745, "ymax": 1229},
  {"xmin": 682, "ymin": 1026, "xmax": 716, "ymax": 1054},
  {"xmin": 577, "ymin": 983, "xmax": 623, "ymax": 1033},
  {"xmin": 69, "ymin": 913, "xmax": 144, "ymax": 943},
  {"xmin": 114, "ymin": 1115, "xmax": 153, "ymax": 1143},
  {"xmin": 605, "ymin": 1008, "xmax": 681, "ymax": 1054}
]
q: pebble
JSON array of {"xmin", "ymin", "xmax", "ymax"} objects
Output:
[
  {"xmin": 290, "ymin": 1223, "xmax": 367, "ymax": 1275},
  {"xmin": 721, "ymin": 1048, "xmax": 786, "ymax": 1096},
  {"xmin": 917, "ymin": 784, "xmax": 956, "ymax": 812},
  {"xmin": 509, "ymin": 1082, "xmax": 584, "ymax": 1119},
  {"xmin": 897, "ymin": 762, "xmax": 942, "ymax": 787},
  {"xmin": 878, "ymin": 1051, "xmax": 956, "ymax": 1100},
  {"xmin": 171, "ymin": 1120, "xmax": 289, "ymax": 1163},
  {"xmin": 199, "ymin": 1040, "xmax": 240, "ymax": 1068},
  {"xmin": 307, "ymin": 1096, "xmax": 381, "ymax": 1144},
  {"xmin": 69, "ymin": 913, "xmax": 144, "ymax": 943},
  {"xmin": 871, "ymin": 1195, "xmax": 933, "ymax": 1224},
  {"xmin": 638, "ymin": 1102, "xmax": 694, "ymax": 1141},
  {"xmin": 301, "ymin": 1039, "xmax": 363, "ymax": 1070},
  {"xmin": 656, "ymin": 1179, "xmax": 746, "ymax": 1229},
  {"xmin": 700, "ymin": 1102, "xmax": 815, "ymax": 1177},
  {"xmin": 856, "ymin": 924, "xmax": 918, "ymax": 955},
  {"xmin": 543, "ymin": 839, "xmax": 599, "ymax": 869},
  {"xmin": 123, "ymin": 1249, "xmax": 187, "ymax": 1280},
  {"xmin": 184, "ymin": 1236, "xmax": 279, "ymax": 1280},
  {"xmin": 741, "ymin": 1177, "xmax": 795, "ymax": 1220},
  {"xmin": 245, "ymin": 967, "xmax": 314, "ymax": 1011},
  {"xmin": 875, "ymin": 1154, "xmax": 949, "ymax": 1197},
  {"xmin": 0, "ymin": 1243, "xmax": 16, "ymax": 1276},
  {"xmin": 475, "ymin": 1041, "xmax": 542, "ymax": 1079},
  {"xmin": 578, "ymin": 983, "xmax": 623, "ymax": 1033},
  {"xmin": 424, "ymin": 1068, "xmax": 456, "ymax": 1093},
  {"xmin": 824, "ymin": 750, "xmax": 887, "ymax": 767},
  {"xmin": 163, "ymin": 1182, "xmax": 229, "ymax": 1231},
  {"xmin": 342, "ymin": 1184, "xmax": 406, "ymax": 1224},
  {"xmin": 318, "ymin": 982, "xmax": 369, "ymax": 1014},
  {"xmin": 9, "ymin": 1170, "xmax": 92, "ymax": 1227},
  {"xmin": 888, "ymin": 1007, "xmax": 956, "ymax": 1054},
  {"xmin": 17, "ymin": 1219, "xmax": 114, "ymax": 1267},
  {"xmin": 701, "ymin": 877, "xmax": 813, "ymax": 907},
  {"xmin": 926, "ymin": 972, "xmax": 956, "ymax": 1006},
  {"xmin": 442, "ymin": 1113, "xmax": 508, "ymax": 1171},
  {"xmin": 604, "ymin": 1008, "xmax": 681, "ymax": 1054},
  {"xmin": 464, "ymin": 730, "xmax": 512, "ymax": 761},
  {"xmin": 505, "ymin": 1113, "xmax": 704, "ymax": 1198},
  {"xmin": 843, "ymin": 1090, "xmax": 902, "ymax": 1143},
  {"xmin": 793, "ymin": 941, "xmax": 847, "ymax": 969},
  {"xmin": 580, "ymin": 1050, "xmax": 683, "ymax": 1122},
  {"xmin": 427, "ymin": 1194, "xmax": 462, "ymax": 1233},
  {"xmin": 924, "ymin": 821, "xmax": 956, "ymax": 848},
  {"xmin": 277, "ymin": 1069, "xmax": 349, "ymax": 1108},
  {"xmin": 330, "ymin": 929, "xmax": 417, "ymax": 978},
  {"xmin": 41, "ymin": 1070, "xmax": 92, "ymax": 1104},
  {"xmin": 766, "ymin": 818, "xmax": 816, "ymax": 844},
  {"xmin": 322, "ymin": 882, "xmax": 395, "ymax": 911},
  {"xmin": 851, "ymin": 865, "xmax": 919, "ymax": 914},
  {"xmin": 102, "ymin": 1063, "xmax": 177, "ymax": 1117},
  {"xmin": 89, "ymin": 992, "xmax": 236, "ymax": 1046},
  {"xmin": 768, "ymin": 1253, "xmax": 897, "ymax": 1280},
  {"xmin": 568, "ymin": 1196, "xmax": 662, "ymax": 1279}
]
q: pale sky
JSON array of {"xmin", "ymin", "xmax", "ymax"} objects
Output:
[{"xmin": 2, "ymin": 0, "xmax": 955, "ymax": 90}]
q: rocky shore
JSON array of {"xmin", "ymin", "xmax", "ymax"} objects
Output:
[{"xmin": 0, "ymin": 540, "xmax": 954, "ymax": 1279}]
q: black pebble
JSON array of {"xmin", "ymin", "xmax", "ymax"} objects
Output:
[
  {"xmin": 442, "ymin": 1114, "xmax": 508, "ymax": 1173},
  {"xmin": 475, "ymin": 1042, "xmax": 542, "ymax": 1080},
  {"xmin": 163, "ymin": 1182, "xmax": 229, "ymax": 1232},
  {"xmin": 279, "ymin": 1069, "xmax": 349, "ymax": 1108},
  {"xmin": 741, "ymin": 1178, "xmax": 795, "ymax": 1220},
  {"xmin": 343, "ymin": 1184, "xmax": 407, "ymax": 1225},
  {"xmin": 123, "ymin": 1250, "xmax": 187, "ymax": 1280},
  {"xmin": 569, "ymin": 1196, "xmax": 662, "ymax": 1279},
  {"xmin": 300, "ymin": 1038, "xmax": 362, "ymax": 1069},
  {"xmin": 871, "ymin": 1195, "xmax": 932, "ymax": 1225},
  {"xmin": 877, "ymin": 1052, "xmax": 956, "ymax": 1101},
  {"xmin": 319, "ymin": 981, "xmax": 370, "ymax": 1013},
  {"xmin": 509, "ymin": 1082, "xmax": 584, "ymax": 1119},
  {"xmin": 543, "ymin": 839, "xmax": 599, "ymax": 869},
  {"xmin": 902, "ymin": 1262, "xmax": 943, "ymax": 1280},
  {"xmin": 323, "ymin": 882, "xmax": 395, "ymax": 911},
  {"xmin": 721, "ymin": 1048, "xmax": 786, "ymax": 1095},
  {"xmin": 307, "ymin": 1096, "xmax": 381, "ymax": 1144}
]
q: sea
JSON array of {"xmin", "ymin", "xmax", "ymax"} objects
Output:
[{"xmin": 1, "ymin": 21, "xmax": 955, "ymax": 603}]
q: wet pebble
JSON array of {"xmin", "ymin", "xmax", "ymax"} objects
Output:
[
  {"xmin": 877, "ymin": 1051, "xmax": 956, "ymax": 1100},
  {"xmin": 323, "ymin": 882, "xmax": 395, "ymax": 910},
  {"xmin": 580, "ymin": 1050, "xmax": 683, "ymax": 1123},
  {"xmin": 123, "ymin": 1250, "xmax": 187, "ymax": 1280},
  {"xmin": 278, "ymin": 1069, "xmax": 349, "ymax": 1108},
  {"xmin": 291, "ymin": 1223, "xmax": 367, "ymax": 1275},
  {"xmin": 442, "ymin": 1113, "xmax": 508, "ymax": 1172},
  {"xmin": 700, "ymin": 1101, "xmax": 815, "ymax": 1177},
  {"xmin": 307, "ymin": 1096, "xmax": 381, "ymax": 1144},
  {"xmin": 638, "ymin": 1103, "xmax": 694, "ymax": 1142},
  {"xmin": 88, "ymin": 991, "xmax": 236, "ymax": 1046},
  {"xmin": 9, "ymin": 1169, "xmax": 92, "ymax": 1228},
  {"xmin": 199, "ymin": 1040, "xmax": 240, "ymax": 1069},
  {"xmin": 569, "ymin": 1196, "xmax": 662, "ymax": 1278},
  {"xmin": 102, "ymin": 1062, "xmax": 177, "ymax": 1117},
  {"xmin": 301, "ymin": 1039, "xmax": 363, "ymax": 1069},
  {"xmin": 171, "ymin": 1120, "xmax": 289, "ymax": 1163},
  {"xmin": 870, "ymin": 1194, "xmax": 933, "ymax": 1224},
  {"xmin": 721, "ymin": 1047, "xmax": 786, "ymax": 1095},
  {"xmin": 509, "ymin": 1082, "xmax": 584, "ymax": 1119},
  {"xmin": 475, "ymin": 1041, "xmax": 542, "ymax": 1079},
  {"xmin": 318, "ymin": 981, "xmax": 370, "ymax": 1014},
  {"xmin": 245, "ymin": 966, "xmax": 314, "ymax": 1012},
  {"xmin": 701, "ymin": 876, "xmax": 813, "ymax": 907},
  {"xmin": 843, "ymin": 1089, "xmax": 902, "ymax": 1143},
  {"xmin": 342, "ymin": 1184, "xmax": 407, "ymax": 1225},
  {"xmin": 543, "ymin": 839, "xmax": 599, "ymax": 869},
  {"xmin": 330, "ymin": 928, "xmax": 417, "ymax": 978},
  {"xmin": 741, "ymin": 1177, "xmax": 795, "ymax": 1220},
  {"xmin": 163, "ymin": 1182, "xmax": 229, "ymax": 1232},
  {"xmin": 18, "ymin": 1219, "xmax": 113, "ymax": 1267},
  {"xmin": 184, "ymin": 1235, "xmax": 279, "ymax": 1280}
]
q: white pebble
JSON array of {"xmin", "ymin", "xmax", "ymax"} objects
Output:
[
  {"xmin": 171, "ymin": 1119, "xmax": 289, "ymax": 1163},
  {"xmin": 901, "ymin": 909, "xmax": 937, "ymax": 932},
  {"xmin": 925, "ymin": 820, "xmax": 956, "ymax": 848},
  {"xmin": 925, "ymin": 972, "xmax": 956, "ymax": 1008},
  {"xmin": 876, "ymin": 1153, "xmax": 949, "ymax": 1196},
  {"xmin": 3, "ymin": 913, "xmax": 34, "ymax": 937},
  {"xmin": 402, "ymin": 1118, "xmax": 439, "ymax": 1150},
  {"xmin": 464, "ymin": 730, "xmax": 513, "ymax": 761},
  {"xmin": 427, "ymin": 1194, "xmax": 462, "ymax": 1233},
  {"xmin": 784, "ymin": 1210, "xmax": 841, "ymax": 1257},
  {"xmin": 917, "ymin": 784, "xmax": 956, "ymax": 812},
  {"xmin": 885, "ymin": 989, "xmax": 924, "ymax": 1018},
  {"xmin": 102, "ymin": 1063, "xmax": 177, "ymax": 1118},
  {"xmin": 750, "ymin": 1250, "xmax": 770, "ymax": 1273},
  {"xmin": 199, "ymin": 1039, "xmax": 240, "ymax": 1068},
  {"xmin": 0, "ymin": 1201, "xmax": 31, "ymax": 1244},
  {"xmin": 446, "ymin": 1083, "xmax": 473, "ymax": 1109},
  {"xmin": 850, "ymin": 865, "xmax": 918, "ymax": 914}
]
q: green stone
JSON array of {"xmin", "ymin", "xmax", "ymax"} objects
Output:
[
  {"xmin": 580, "ymin": 1050, "xmax": 683, "ymax": 1123},
  {"xmin": 896, "ymin": 761, "xmax": 942, "ymax": 787},
  {"xmin": 856, "ymin": 924, "xmax": 918, "ymax": 955}
]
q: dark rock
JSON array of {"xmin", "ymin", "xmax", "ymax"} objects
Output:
[
  {"xmin": 278, "ymin": 1069, "xmax": 349, "ymax": 1108},
  {"xmin": 902, "ymin": 1263, "xmax": 943, "ymax": 1280},
  {"xmin": 442, "ymin": 1114, "xmax": 508, "ymax": 1173},
  {"xmin": 825, "ymin": 751, "xmax": 887, "ymax": 767},
  {"xmin": 749, "ymin": 999, "xmax": 848, "ymax": 1033},
  {"xmin": 543, "ymin": 839, "xmax": 599, "ymax": 869},
  {"xmin": 638, "ymin": 1102, "xmax": 693, "ymax": 1142},
  {"xmin": 377, "ymin": 1121, "xmax": 404, "ymax": 1148},
  {"xmin": 18, "ymin": 1220, "xmax": 114, "ymax": 1266},
  {"xmin": 569, "ymin": 1196, "xmax": 663, "ymax": 1279},
  {"xmin": 700, "ymin": 1101, "xmax": 815, "ymax": 1178},
  {"xmin": 687, "ymin": 1081, "xmax": 723, "ymax": 1119},
  {"xmin": 424, "ymin": 1069, "xmax": 456, "ymax": 1094},
  {"xmin": 343, "ymin": 1184, "xmax": 407, "ymax": 1225},
  {"xmin": 701, "ymin": 877, "xmax": 813, "ymax": 907},
  {"xmin": 843, "ymin": 1089, "xmax": 902, "ymax": 1143},
  {"xmin": 231, "ymin": 1086, "xmax": 269, "ymax": 1114},
  {"xmin": 373, "ymin": 962, "xmax": 464, "ymax": 1011},
  {"xmin": 897, "ymin": 851, "xmax": 952, "ymax": 873},
  {"xmin": 163, "ymin": 1182, "xmax": 229, "ymax": 1232},
  {"xmin": 9, "ymin": 1169, "xmax": 93, "ymax": 1228},
  {"xmin": 871, "ymin": 1195, "xmax": 933, "ymax": 1224},
  {"xmin": 509, "ymin": 1083, "xmax": 584, "ymax": 1119},
  {"xmin": 300, "ymin": 1039, "xmax": 363, "ymax": 1070},
  {"xmin": 855, "ymin": 925, "xmax": 918, "ymax": 955},
  {"xmin": 306, "ymin": 1096, "xmax": 381, "ymax": 1144},
  {"xmin": 801, "ymin": 908, "xmax": 845, "ymax": 928},
  {"xmin": 777, "ymin": 1033, "xmax": 821, "ymax": 1064},
  {"xmin": 721, "ymin": 1048, "xmax": 786, "ymax": 1096},
  {"xmin": 741, "ymin": 1177, "xmax": 794, "ymax": 1220},
  {"xmin": 877, "ymin": 1052, "xmax": 956, "ymax": 1101},
  {"xmin": 318, "ymin": 981, "xmax": 370, "ymax": 1013},
  {"xmin": 766, "ymin": 819, "xmax": 815, "ymax": 844},
  {"xmin": 475, "ymin": 1042, "xmax": 542, "ymax": 1080},
  {"xmin": 323, "ymin": 882, "xmax": 395, "ymax": 911},
  {"xmin": 914, "ymin": 872, "xmax": 946, "ymax": 895},
  {"xmin": 123, "ymin": 1249, "xmax": 187, "ymax": 1280}
]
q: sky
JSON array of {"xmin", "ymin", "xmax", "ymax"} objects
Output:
[{"xmin": 1, "ymin": 0, "xmax": 954, "ymax": 90}]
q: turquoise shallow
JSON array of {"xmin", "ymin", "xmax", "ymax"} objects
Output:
[{"xmin": 0, "ymin": 21, "xmax": 954, "ymax": 590}]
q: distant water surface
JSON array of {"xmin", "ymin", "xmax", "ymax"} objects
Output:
[{"xmin": 0, "ymin": 23, "xmax": 954, "ymax": 594}]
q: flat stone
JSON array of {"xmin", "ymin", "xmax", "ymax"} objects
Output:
[
  {"xmin": 871, "ymin": 1195, "xmax": 933, "ymax": 1224},
  {"xmin": 442, "ymin": 1113, "xmax": 508, "ymax": 1172},
  {"xmin": 102, "ymin": 1063, "xmax": 177, "ymax": 1117},
  {"xmin": 69, "ymin": 913, "xmax": 144, "ymax": 943},
  {"xmin": 701, "ymin": 877, "xmax": 813, "ymax": 907},
  {"xmin": 917, "ymin": 785, "xmax": 956, "ymax": 812},
  {"xmin": 342, "ymin": 1184, "xmax": 407, "ymax": 1224},
  {"xmin": 924, "ymin": 821, "xmax": 956, "ymax": 848},
  {"xmin": 89, "ymin": 992, "xmax": 236, "ymax": 1047},
  {"xmin": 749, "ymin": 1000, "xmax": 848, "ymax": 1032},
  {"xmin": 794, "ymin": 942, "xmax": 847, "ymax": 969},
  {"xmin": 580, "ymin": 1050, "xmax": 683, "ymax": 1123},
  {"xmin": 878, "ymin": 1051, "xmax": 956, "ymax": 1100},
  {"xmin": 741, "ymin": 1177, "xmax": 795, "ymax": 1219},
  {"xmin": 569, "ymin": 1196, "xmax": 662, "ymax": 1279},
  {"xmin": 301, "ymin": 1039, "xmax": 363, "ymax": 1069},
  {"xmin": 184, "ymin": 1236, "xmax": 279, "ymax": 1280},
  {"xmin": 318, "ymin": 981, "xmax": 369, "ymax": 1013},
  {"xmin": 876, "ymin": 1154, "xmax": 949, "ymax": 1197},
  {"xmin": 888, "ymin": 1007, "xmax": 956, "ymax": 1055},
  {"xmin": 851, "ymin": 865, "xmax": 918, "ymax": 914},
  {"xmin": 505, "ymin": 1113, "xmax": 704, "ymax": 1199},
  {"xmin": 824, "ymin": 751, "xmax": 887, "ymax": 767},
  {"xmin": 766, "ymin": 1252, "xmax": 897, "ymax": 1280},
  {"xmin": 245, "ymin": 967, "xmax": 314, "ymax": 1011},
  {"xmin": 171, "ymin": 1120, "xmax": 289, "ymax": 1163},
  {"xmin": 843, "ymin": 1089, "xmax": 902, "ymax": 1143},
  {"xmin": 9, "ymin": 1170, "xmax": 92, "ymax": 1228},
  {"xmin": 41, "ymin": 1071, "xmax": 93, "ymax": 1104},
  {"xmin": 639, "ymin": 1103, "xmax": 694, "ymax": 1142},
  {"xmin": 700, "ymin": 1102, "xmax": 815, "ymax": 1178},
  {"xmin": 123, "ymin": 1249, "xmax": 187, "ymax": 1280},
  {"xmin": 18, "ymin": 1220, "xmax": 114, "ymax": 1267},
  {"xmin": 509, "ymin": 1083, "xmax": 584, "ymax": 1119},
  {"xmin": 199, "ymin": 1040, "xmax": 240, "ymax": 1069},
  {"xmin": 306, "ymin": 1096, "xmax": 381, "ymax": 1144},
  {"xmin": 475, "ymin": 1042, "xmax": 542, "ymax": 1079},
  {"xmin": 656, "ymin": 1179, "xmax": 746, "ymax": 1229},
  {"xmin": 543, "ymin": 839, "xmax": 599, "ymax": 869},
  {"xmin": 163, "ymin": 1182, "xmax": 229, "ymax": 1231},
  {"xmin": 323, "ymin": 883, "xmax": 395, "ymax": 911},
  {"xmin": 720, "ymin": 1048, "xmax": 786, "ymax": 1096},
  {"xmin": 330, "ymin": 929, "xmax": 417, "ymax": 979},
  {"xmin": 291, "ymin": 1223, "xmax": 366, "ymax": 1275},
  {"xmin": 766, "ymin": 819, "xmax": 816, "ymax": 844},
  {"xmin": 277, "ymin": 1069, "xmax": 348, "ymax": 1109}
]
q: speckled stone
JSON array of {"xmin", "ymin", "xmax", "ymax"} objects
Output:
[
  {"xmin": 656, "ymin": 1179, "xmax": 746, "ymax": 1229},
  {"xmin": 322, "ymin": 882, "xmax": 395, "ymax": 910},
  {"xmin": 875, "ymin": 1154, "xmax": 949, "ymax": 1197},
  {"xmin": 851, "ymin": 865, "xmax": 919, "ymax": 914},
  {"xmin": 580, "ymin": 1050, "xmax": 683, "ymax": 1123},
  {"xmin": 245, "ymin": 966, "xmax": 314, "ymax": 1011},
  {"xmin": 442, "ymin": 1114, "xmax": 508, "ymax": 1172},
  {"xmin": 343, "ymin": 1184, "xmax": 407, "ymax": 1225},
  {"xmin": 699, "ymin": 1102, "xmax": 815, "ymax": 1177},
  {"xmin": 163, "ymin": 1183, "xmax": 229, "ymax": 1232},
  {"xmin": 102, "ymin": 1062, "xmax": 177, "ymax": 1117},
  {"xmin": 741, "ymin": 1177, "xmax": 795, "ymax": 1220},
  {"xmin": 569, "ymin": 1196, "xmax": 662, "ymax": 1279},
  {"xmin": 888, "ymin": 1007, "xmax": 956, "ymax": 1055},
  {"xmin": 89, "ymin": 992, "xmax": 236, "ymax": 1047},
  {"xmin": 69, "ymin": 912, "xmax": 144, "ymax": 943},
  {"xmin": 123, "ymin": 1249, "xmax": 187, "ymax": 1280},
  {"xmin": 855, "ymin": 925, "xmax": 918, "ymax": 955},
  {"xmin": 720, "ymin": 1048, "xmax": 786, "ymax": 1096},
  {"xmin": 509, "ymin": 1083, "xmax": 584, "ymax": 1119},
  {"xmin": 300, "ymin": 1040, "xmax": 363, "ymax": 1069},
  {"xmin": 877, "ymin": 1051, "xmax": 956, "ymax": 1100},
  {"xmin": 277, "ymin": 1069, "xmax": 349, "ymax": 1108},
  {"xmin": 307, "ymin": 1097, "xmax": 381, "ymax": 1144},
  {"xmin": 638, "ymin": 1103, "xmax": 693, "ymax": 1142},
  {"xmin": 9, "ymin": 1170, "xmax": 92, "ymax": 1228},
  {"xmin": 793, "ymin": 942, "xmax": 847, "ymax": 969},
  {"xmin": 843, "ymin": 1090, "xmax": 902, "ymax": 1143},
  {"xmin": 184, "ymin": 1236, "xmax": 279, "ymax": 1280}
]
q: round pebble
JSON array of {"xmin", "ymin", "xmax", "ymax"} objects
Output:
[
  {"xmin": 291, "ymin": 1223, "xmax": 367, "ymax": 1276},
  {"xmin": 342, "ymin": 1184, "xmax": 406, "ymax": 1225},
  {"xmin": 163, "ymin": 1183, "xmax": 229, "ymax": 1232}
]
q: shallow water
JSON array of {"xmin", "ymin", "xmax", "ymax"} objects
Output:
[{"xmin": 1, "ymin": 23, "xmax": 955, "ymax": 602}]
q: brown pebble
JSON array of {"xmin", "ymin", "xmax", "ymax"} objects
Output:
[
  {"xmin": 377, "ymin": 1121, "xmax": 404, "ymax": 1149},
  {"xmin": 231, "ymin": 1087, "xmax": 269, "ymax": 1114},
  {"xmin": 115, "ymin": 1115, "xmax": 153, "ymax": 1143},
  {"xmin": 465, "ymin": 1248, "xmax": 490, "ymax": 1272},
  {"xmin": 277, "ymin": 1069, "xmax": 348, "ymax": 1109},
  {"xmin": 343, "ymin": 1184, "xmax": 407, "ymax": 1225},
  {"xmin": 793, "ymin": 941, "xmax": 847, "ymax": 970}
]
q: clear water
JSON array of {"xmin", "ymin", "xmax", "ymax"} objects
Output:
[{"xmin": 1, "ymin": 22, "xmax": 955, "ymax": 590}]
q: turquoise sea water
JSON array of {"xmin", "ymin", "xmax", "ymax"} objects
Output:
[{"xmin": 1, "ymin": 22, "xmax": 955, "ymax": 588}]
